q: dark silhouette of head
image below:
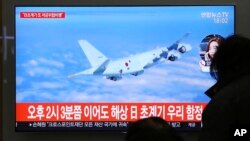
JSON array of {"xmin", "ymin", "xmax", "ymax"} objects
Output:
[
  {"xmin": 125, "ymin": 117, "xmax": 183, "ymax": 141},
  {"xmin": 210, "ymin": 34, "xmax": 250, "ymax": 82}
]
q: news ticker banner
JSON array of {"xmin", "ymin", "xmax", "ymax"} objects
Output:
[
  {"xmin": 20, "ymin": 12, "xmax": 65, "ymax": 18},
  {"xmin": 16, "ymin": 103, "xmax": 206, "ymax": 122},
  {"xmin": 16, "ymin": 121, "xmax": 202, "ymax": 131}
]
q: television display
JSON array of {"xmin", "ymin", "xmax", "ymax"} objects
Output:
[{"xmin": 15, "ymin": 6, "xmax": 234, "ymax": 131}]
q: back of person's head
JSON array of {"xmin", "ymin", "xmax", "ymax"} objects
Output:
[
  {"xmin": 125, "ymin": 117, "xmax": 183, "ymax": 141},
  {"xmin": 210, "ymin": 34, "xmax": 250, "ymax": 82}
]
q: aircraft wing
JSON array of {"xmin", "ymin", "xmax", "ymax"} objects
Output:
[{"xmin": 168, "ymin": 33, "xmax": 190, "ymax": 51}]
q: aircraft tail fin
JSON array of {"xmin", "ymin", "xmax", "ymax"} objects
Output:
[{"xmin": 78, "ymin": 40, "xmax": 108, "ymax": 67}]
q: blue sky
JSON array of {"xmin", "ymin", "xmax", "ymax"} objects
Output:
[{"xmin": 16, "ymin": 6, "xmax": 234, "ymax": 102}]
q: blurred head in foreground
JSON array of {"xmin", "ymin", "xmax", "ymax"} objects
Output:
[
  {"xmin": 210, "ymin": 34, "xmax": 250, "ymax": 82},
  {"xmin": 125, "ymin": 117, "xmax": 183, "ymax": 141}
]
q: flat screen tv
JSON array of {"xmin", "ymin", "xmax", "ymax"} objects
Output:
[{"xmin": 15, "ymin": 5, "xmax": 235, "ymax": 131}]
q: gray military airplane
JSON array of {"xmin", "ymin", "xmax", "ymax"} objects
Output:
[{"xmin": 68, "ymin": 33, "xmax": 192, "ymax": 81}]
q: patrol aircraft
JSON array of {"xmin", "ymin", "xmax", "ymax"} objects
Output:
[{"xmin": 68, "ymin": 33, "xmax": 192, "ymax": 81}]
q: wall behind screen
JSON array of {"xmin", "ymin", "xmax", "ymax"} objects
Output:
[
  {"xmin": 2, "ymin": 0, "xmax": 250, "ymax": 141},
  {"xmin": 1, "ymin": 0, "xmax": 3, "ymax": 139}
]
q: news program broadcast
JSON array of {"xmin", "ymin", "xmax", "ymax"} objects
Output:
[{"xmin": 15, "ymin": 6, "xmax": 234, "ymax": 131}]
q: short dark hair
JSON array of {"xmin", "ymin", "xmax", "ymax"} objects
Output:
[
  {"xmin": 125, "ymin": 117, "xmax": 183, "ymax": 141},
  {"xmin": 210, "ymin": 34, "xmax": 250, "ymax": 81}
]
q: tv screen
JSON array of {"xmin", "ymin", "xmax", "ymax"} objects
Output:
[{"xmin": 15, "ymin": 6, "xmax": 234, "ymax": 131}]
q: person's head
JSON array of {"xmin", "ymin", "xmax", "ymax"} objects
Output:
[
  {"xmin": 210, "ymin": 34, "xmax": 250, "ymax": 81},
  {"xmin": 125, "ymin": 117, "xmax": 183, "ymax": 141},
  {"xmin": 206, "ymin": 37, "xmax": 223, "ymax": 58}
]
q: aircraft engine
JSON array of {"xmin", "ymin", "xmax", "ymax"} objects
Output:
[
  {"xmin": 168, "ymin": 54, "xmax": 178, "ymax": 61},
  {"xmin": 106, "ymin": 76, "xmax": 122, "ymax": 81},
  {"xmin": 131, "ymin": 70, "xmax": 144, "ymax": 76},
  {"xmin": 177, "ymin": 43, "xmax": 192, "ymax": 53},
  {"xmin": 167, "ymin": 50, "xmax": 180, "ymax": 61},
  {"xmin": 178, "ymin": 45, "xmax": 186, "ymax": 53}
]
